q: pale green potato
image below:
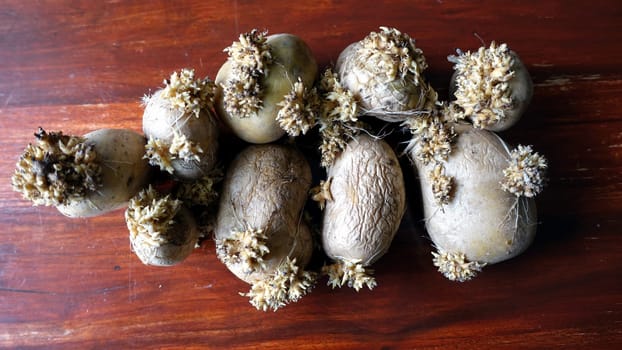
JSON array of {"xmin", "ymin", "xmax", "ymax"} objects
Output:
[
  {"xmin": 215, "ymin": 33, "xmax": 318, "ymax": 144},
  {"xmin": 57, "ymin": 129, "xmax": 151, "ymax": 217}
]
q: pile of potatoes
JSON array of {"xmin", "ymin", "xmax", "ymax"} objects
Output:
[{"xmin": 12, "ymin": 27, "xmax": 547, "ymax": 311}]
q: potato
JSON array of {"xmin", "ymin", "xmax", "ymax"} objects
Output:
[
  {"xmin": 58, "ymin": 129, "xmax": 151, "ymax": 217},
  {"xmin": 448, "ymin": 42, "xmax": 533, "ymax": 131},
  {"xmin": 12, "ymin": 128, "xmax": 151, "ymax": 218},
  {"xmin": 411, "ymin": 123, "xmax": 546, "ymax": 281},
  {"xmin": 319, "ymin": 134, "xmax": 406, "ymax": 290},
  {"xmin": 143, "ymin": 68, "xmax": 219, "ymax": 181},
  {"xmin": 335, "ymin": 26, "xmax": 436, "ymax": 122},
  {"xmin": 125, "ymin": 186, "xmax": 200, "ymax": 266},
  {"xmin": 214, "ymin": 144, "xmax": 315, "ymax": 311},
  {"xmin": 215, "ymin": 30, "xmax": 318, "ymax": 143}
]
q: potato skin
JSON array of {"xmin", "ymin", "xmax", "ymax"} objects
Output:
[
  {"xmin": 143, "ymin": 89, "xmax": 219, "ymax": 181},
  {"xmin": 450, "ymin": 52, "xmax": 533, "ymax": 132},
  {"xmin": 414, "ymin": 123, "xmax": 537, "ymax": 264},
  {"xmin": 322, "ymin": 134, "xmax": 406, "ymax": 265},
  {"xmin": 57, "ymin": 129, "xmax": 151, "ymax": 218},
  {"xmin": 131, "ymin": 207, "xmax": 199, "ymax": 266},
  {"xmin": 215, "ymin": 34, "xmax": 318, "ymax": 144},
  {"xmin": 214, "ymin": 144, "xmax": 313, "ymax": 283},
  {"xmin": 336, "ymin": 42, "xmax": 424, "ymax": 122}
]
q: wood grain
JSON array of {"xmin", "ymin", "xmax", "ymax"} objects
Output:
[{"xmin": 1, "ymin": 1, "xmax": 621, "ymax": 349}]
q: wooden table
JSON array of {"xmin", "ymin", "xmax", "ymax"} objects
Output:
[{"xmin": 1, "ymin": 1, "xmax": 621, "ymax": 348}]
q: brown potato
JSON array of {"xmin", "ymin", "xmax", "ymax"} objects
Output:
[{"xmin": 214, "ymin": 143, "xmax": 315, "ymax": 311}]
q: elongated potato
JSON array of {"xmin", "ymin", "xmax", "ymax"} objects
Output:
[
  {"xmin": 215, "ymin": 30, "xmax": 318, "ymax": 143},
  {"xmin": 12, "ymin": 128, "xmax": 151, "ymax": 218},
  {"xmin": 214, "ymin": 144, "xmax": 315, "ymax": 311},
  {"xmin": 411, "ymin": 123, "xmax": 546, "ymax": 281},
  {"xmin": 320, "ymin": 134, "xmax": 406, "ymax": 290},
  {"xmin": 58, "ymin": 129, "xmax": 151, "ymax": 217}
]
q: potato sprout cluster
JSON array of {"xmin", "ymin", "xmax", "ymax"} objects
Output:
[{"xmin": 11, "ymin": 26, "xmax": 547, "ymax": 311}]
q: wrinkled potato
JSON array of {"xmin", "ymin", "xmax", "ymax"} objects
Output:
[
  {"xmin": 411, "ymin": 123, "xmax": 547, "ymax": 281},
  {"xmin": 12, "ymin": 128, "xmax": 151, "ymax": 218},
  {"xmin": 214, "ymin": 143, "xmax": 315, "ymax": 311},
  {"xmin": 215, "ymin": 30, "xmax": 318, "ymax": 143},
  {"xmin": 318, "ymin": 134, "xmax": 406, "ymax": 291},
  {"xmin": 335, "ymin": 26, "xmax": 436, "ymax": 122}
]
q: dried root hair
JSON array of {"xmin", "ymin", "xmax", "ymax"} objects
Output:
[
  {"xmin": 174, "ymin": 168, "xmax": 223, "ymax": 207},
  {"xmin": 158, "ymin": 68, "xmax": 216, "ymax": 118},
  {"xmin": 320, "ymin": 68, "xmax": 358, "ymax": 124},
  {"xmin": 501, "ymin": 145, "xmax": 548, "ymax": 197},
  {"xmin": 144, "ymin": 132, "xmax": 203, "ymax": 174},
  {"xmin": 222, "ymin": 29, "xmax": 272, "ymax": 118},
  {"xmin": 310, "ymin": 178, "xmax": 333, "ymax": 210},
  {"xmin": 317, "ymin": 68, "xmax": 362, "ymax": 167},
  {"xmin": 358, "ymin": 26, "xmax": 428, "ymax": 84},
  {"xmin": 449, "ymin": 42, "xmax": 516, "ymax": 128},
  {"xmin": 403, "ymin": 107, "xmax": 458, "ymax": 206},
  {"xmin": 428, "ymin": 163, "xmax": 453, "ymax": 207},
  {"xmin": 276, "ymin": 77, "xmax": 320, "ymax": 136},
  {"xmin": 12, "ymin": 128, "xmax": 101, "ymax": 206},
  {"xmin": 322, "ymin": 258, "xmax": 377, "ymax": 291},
  {"xmin": 215, "ymin": 226, "xmax": 270, "ymax": 274},
  {"xmin": 125, "ymin": 186, "xmax": 183, "ymax": 248},
  {"xmin": 432, "ymin": 248, "xmax": 486, "ymax": 282},
  {"xmin": 403, "ymin": 112, "xmax": 456, "ymax": 166},
  {"xmin": 242, "ymin": 257, "xmax": 316, "ymax": 312}
]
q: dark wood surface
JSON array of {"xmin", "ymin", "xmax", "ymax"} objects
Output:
[{"xmin": 1, "ymin": 1, "xmax": 621, "ymax": 348}]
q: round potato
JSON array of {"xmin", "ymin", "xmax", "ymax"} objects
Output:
[
  {"xmin": 449, "ymin": 43, "xmax": 533, "ymax": 131},
  {"xmin": 335, "ymin": 27, "xmax": 435, "ymax": 122},
  {"xmin": 126, "ymin": 187, "xmax": 200, "ymax": 266},
  {"xmin": 215, "ymin": 31, "xmax": 318, "ymax": 143},
  {"xmin": 143, "ymin": 69, "xmax": 219, "ymax": 181}
]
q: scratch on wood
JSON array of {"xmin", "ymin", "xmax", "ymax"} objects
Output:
[
  {"xmin": 535, "ymin": 77, "xmax": 571, "ymax": 87},
  {"xmin": 532, "ymin": 63, "xmax": 554, "ymax": 67},
  {"xmin": 0, "ymin": 287, "xmax": 58, "ymax": 295},
  {"xmin": 128, "ymin": 252, "xmax": 137, "ymax": 302},
  {"xmin": 534, "ymin": 77, "xmax": 570, "ymax": 87},
  {"xmin": 3, "ymin": 92, "xmax": 12, "ymax": 107},
  {"xmin": 535, "ymin": 74, "xmax": 602, "ymax": 87}
]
